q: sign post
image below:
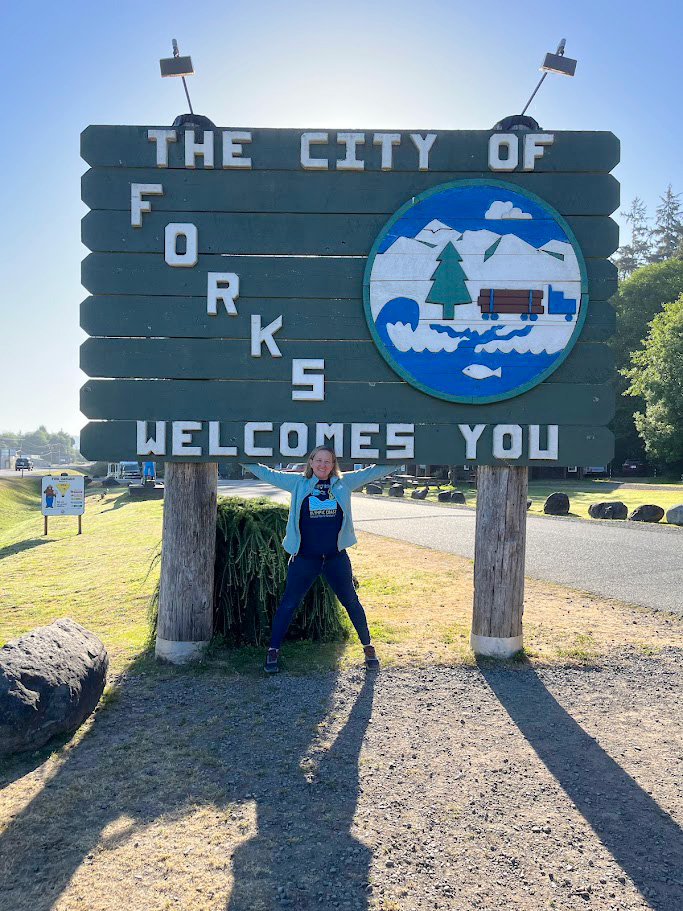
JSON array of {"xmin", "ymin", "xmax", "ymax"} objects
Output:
[{"xmin": 79, "ymin": 123, "xmax": 618, "ymax": 661}]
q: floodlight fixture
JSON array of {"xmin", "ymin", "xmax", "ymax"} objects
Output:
[
  {"xmin": 160, "ymin": 39, "xmax": 195, "ymax": 114},
  {"xmin": 521, "ymin": 39, "xmax": 577, "ymax": 116}
]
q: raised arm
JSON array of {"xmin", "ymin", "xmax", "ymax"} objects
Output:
[
  {"xmin": 240, "ymin": 463, "xmax": 301, "ymax": 492},
  {"xmin": 342, "ymin": 464, "xmax": 397, "ymax": 491}
]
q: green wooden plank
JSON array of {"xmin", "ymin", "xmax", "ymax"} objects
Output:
[
  {"xmin": 81, "ymin": 252, "xmax": 618, "ymax": 301},
  {"xmin": 82, "ymin": 210, "xmax": 619, "ymax": 259},
  {"xmin": 80, "ymin": 379, "xmax": 614, "ymax": 424},
  {"xmin": 82, "ymin": 168, "xmax": 620, "ymax": 217},
  {"xmin": 80, "ymin": 338, "xmax": 613, "ymax": 385},
  {"xmin": 80, "ymin": 419, "xmax": 614, "ymax": 466},
  {"xmin": 81, "ymin": 126, "xmax": 619, "ymax": 173},
  {"xmin": 80, "ymin": 295, "xmax": 615, "ymax": 342}
]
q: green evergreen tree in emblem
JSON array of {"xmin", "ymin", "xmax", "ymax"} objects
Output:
[{"xmin": 426, "ymin": 242, "xmax": 471, "ymax": 318}]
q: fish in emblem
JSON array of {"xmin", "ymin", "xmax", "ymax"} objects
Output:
[{"xmin": 462, "ymin": 364, "xmax": 502, "ymax": 380}]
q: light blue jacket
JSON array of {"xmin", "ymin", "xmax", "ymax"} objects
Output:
[{"xmin": 243, "ymin": 463, "xmax": 395, "ymax": 555}]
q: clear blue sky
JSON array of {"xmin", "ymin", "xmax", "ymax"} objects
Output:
[{"xmin": 3, "ymin": 0, "xmax": 681, "ymax": 438}]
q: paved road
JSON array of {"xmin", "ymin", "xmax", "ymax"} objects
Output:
[{"xmin": 219, "ymin": 480, "xmax": 683, "ymax": 615}]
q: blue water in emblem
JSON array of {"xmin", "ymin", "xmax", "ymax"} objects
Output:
[{"xmin": 375, "ymin": 298, "xmax": 562, "ymax": 398}]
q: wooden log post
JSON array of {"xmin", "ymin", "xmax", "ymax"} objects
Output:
[
  {"xmin": 155, "ymin": 462, "xmax": 217, "ymax": 664},
  {"xmin": 471, "ymin": 465, "xmax": 528, "ymax": 658}
]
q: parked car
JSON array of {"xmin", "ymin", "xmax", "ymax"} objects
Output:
[
  {"xmin": 282, "ymin": 463, "xmax": 307, "ymax": 473},
  {"xmin": 15, "ymin": 457, "xmax": 33, "ymax": 471},
  {"xmin": 621, "ymin": 459, "xmax": 647, "ymax": 476}
]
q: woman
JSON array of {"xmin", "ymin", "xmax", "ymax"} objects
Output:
[{"xmin": 242, "ymin": 447, "xmax": 394, "ymax": 673}]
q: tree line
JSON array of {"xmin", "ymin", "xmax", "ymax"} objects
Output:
[
  {"xmin": 0, "ymin": 426, "xmax": 79, "ymax": 463},
  {"xmin": 611, "ymin": 186, "xmax": 683, "ymax": 472}
]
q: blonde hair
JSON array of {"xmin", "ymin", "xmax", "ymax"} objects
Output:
[{"xmin": 303, "ymin": 446, "xmax": 342, "ymax": 479}]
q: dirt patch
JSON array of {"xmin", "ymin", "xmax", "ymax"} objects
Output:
[{"xmin": 1, "ymin": 654, "xmax": 682, "ymax": 911}]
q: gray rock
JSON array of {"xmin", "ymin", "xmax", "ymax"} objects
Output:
[
  {"xmin": 527, "ymin": 499, "xmax": 532, "ymax": 510},
  {"xmin": 544, "ymin": 492, "xmax": 570, "ymax": 515},
  {"xmin": 388, "ymin": 483, "xmax": 405, "ymax": 497},
  {"xmin": 450, "ymin": 491, "xmax": 466, "ymax": 504},
  {"xmin": 629, "ymin": 504, "xmax": 664, "ymax": 523},
  {"xmin": 364, "ymin": 483, "xmax": 383, "ymax": 495},
  {"xmin": 0, "ymin": 618, "xmax": 108, "ymax": 758},
  {"xmin": 588, "ymin": 501, "xmax": 628, "ymax": 520},
  {"xmin": 411, "ymin": 487, "xmax": 429, "ymax": 500},
  {"xmin": 666, "ymin": 504, "xmax": 683, "ymax": 526},
  {"xmin": 437, "ymin": 491, "xmax": 451, "ymax": 502}
]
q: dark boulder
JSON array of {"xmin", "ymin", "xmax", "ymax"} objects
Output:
[
  {"xmin": 437, "ymin": 491, "xmax": 451, "ymax": 502},
  {"xmin": 0, "ymin": 618, "xmax": 108, "ymax": 758},
  {"xmin": 450, "ymin": 491, "xmax": 466, "ymax": 504},
  {"xmin": 411, "ymin": 487, "xmax": 429, "ymax": 500},
  {"xmin": 629, "ymin": 504, "xmax": 664, "ymax": 523},
  {"xmin": 544, "ymin": 492, "xmax": 570, "ymax": 515},
  {"xmin": 527, "ymin": 500, "xmax": 532, "ymax": 510},
  {"xmin": 588, "ymin": 501, "xmax": 628, "ymax": 520},
  {"xmin": 102, "ymin": 476, "xmax": 119, "ymax": 487},
  {"xmin": 666, "ymin": 505, "xmax": 683, "ymax": 526},
  {"xmin": 388, "ymin": 483, "xmax": 405, "ymax": 497},
  {"xmin": 364, "ymin": 483, "xmax": 383, "ymax": 495}
]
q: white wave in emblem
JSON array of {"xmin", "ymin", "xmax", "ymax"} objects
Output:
[
  {"xmin": 474, "ymin": 323, "xmax": 573, "ymax": 355},
  {"xmin": 386, "ymin": 322, "xmax": 467, "ymax": 353}
]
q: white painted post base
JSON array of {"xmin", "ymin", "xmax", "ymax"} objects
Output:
[
  {"xmin": 155, "ymin": 637, "xmax": 211, "ymax": 665},
  {"xmin": 470, "ymin": 633, "xmax": 524, "ymax": 659}
]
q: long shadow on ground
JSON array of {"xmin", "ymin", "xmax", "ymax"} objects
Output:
[
  {"xmin": 0, "ymin": 657, "xmax": 374, "ymax": 911},
  {"xmin": 478, "ymin": 658, "xmax": 683, "ymax": 910}
]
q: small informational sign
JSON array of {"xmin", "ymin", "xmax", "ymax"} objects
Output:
[{"xmin": 41, "ymin": 475, "xmax": 85, "ymax": 516}]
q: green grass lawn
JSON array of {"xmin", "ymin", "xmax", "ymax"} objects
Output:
[
  {"xmin": 0, "ymin": 479, "xmax": 162, "ymax": 667},
  {"xmin": 369, "ymin": 478, "xmax": 683, "ymax": 523}
]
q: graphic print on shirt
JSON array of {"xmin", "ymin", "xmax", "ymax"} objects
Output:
[{"xmin": 308, "ymin": 482, "xmax": 338, "ymax": 518}]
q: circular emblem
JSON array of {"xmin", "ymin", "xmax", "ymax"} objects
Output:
[{"xmin": 363, "ymin": 179, "xmax": 588, "ymax": 403}]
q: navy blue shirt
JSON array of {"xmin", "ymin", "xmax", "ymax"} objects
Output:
[{"xmin": 298, "ymin": 479, "xmax": 344, "ymax": 556}]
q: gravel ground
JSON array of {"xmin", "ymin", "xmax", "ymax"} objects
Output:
[{"xmin": 2, "ymin": 652, "xmax": 682, "ymax": 911}]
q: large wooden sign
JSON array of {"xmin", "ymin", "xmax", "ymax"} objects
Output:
[{"xmin": 80, "ymin": 126, "xmax": 619, "ymax": 465}]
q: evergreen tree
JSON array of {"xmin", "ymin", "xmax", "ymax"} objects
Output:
[
  {"xmin": 649, "ymin": 185, "xmax": 683, "ymax": 263},
  {"xmin": 612, "ymin": 197, "xmax": 652, "ymax": 279},
  {"xmin": 426, "ymin": 242, "xmax": 471, "ymax": 318}
]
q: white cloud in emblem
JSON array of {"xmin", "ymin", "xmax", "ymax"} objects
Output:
[{"xmin": 484, "ymin": 200, "xmax": 533, "ymax": 220}]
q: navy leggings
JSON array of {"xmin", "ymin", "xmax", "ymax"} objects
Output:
[{"xmin": 270, "ymin": 550, "xmax": 371, "ymax": 649}]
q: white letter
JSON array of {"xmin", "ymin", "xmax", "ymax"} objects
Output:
[
  {"xmin": 301, "ymin": 132, "xmax": 328, "ymax": 170},
  {"xmin": 209, "ymin": 421, "xmax": 237, "ymax": 456},
  {"xmin": 373, "ymin": 133, "xmax": 400, "ymax": 170},
  {"xmin": 147, "ymin": 128, "xmax": 176, "ymax": 167},
  {"xmin": 251, "ymin": 314, "xmax": 282, "ymax": 357},
  {"xmin": 386, "ymin": 424, "xmax": 414, "ymax": 459},
  {"xmin": 131, "ymin": 183, "xmax": 163, "ymax": 227},
  {"xmin": 410, "ymin": 133, "xmax": 437, "ymax": 170},
  {"xmin": 279, "ymin": 422, "xmax": 309, "ymax": 457},
  {"xmin": 222, "ymin": 130, "xmax": 252, "ymax": 168},
  {"xmin": 185, "ymin": 129, "xmax": 214, "ymax": 168},
  {"xmin": 244, "ymin": 422, "xmax": 273, "ymax": 457},
  {"xmin": 493, "ymin": 424, "xmax": 522, "ymax": 459},
  {"xmin": 351, "ymin": 423, "xmax": 379, "ymax": 459},
  {"xmin": 136, "ymin": 420, "xmax": 166, "ymax": 455},
  {"xmin": 523, "ymin": 133, "xmax": 554, "ymax": 171},
  {"xmin": 458, "ymin": 424, "xmax": 486, "ymax": 460},
  {"xmin": 336, "ymin": 133, "xmax": 365, "ymax": 171},
  {"xmin": 488, "ymin": 134, "xmax": 519, "ymax": 171},
  {"xmin": 292, "ymin": 359, "xmax": 325, "ymax": 401},
  {"xmin": 315, "ymin": 423, "xmax": 344, "ymax": 456},
  {"xmin": 207, "ymin": 272, "xmax": 239, "ymax": 316},
  {"xmin": 165, "ymin": 223, "xmax": 198, "ymax": 267},
  {"xmin": 172, "ymin": 421, "xmax": 202, "ymax": 456},
  {"xmin": 529, "ymin": 424, "xmax": 559, "ymax": 460}
]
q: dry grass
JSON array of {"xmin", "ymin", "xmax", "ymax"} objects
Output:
[{"xmin": 351, "ymin": 532, "xmax": 683, "ymax": 666}]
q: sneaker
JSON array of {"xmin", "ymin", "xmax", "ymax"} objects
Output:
[
  {"xmin": 264, "ymin": 648, "xmax": 280, "ymax": 674},
  {"xmin": 363, "ymin": 644, "xmax": 380, "ymax": 670}
]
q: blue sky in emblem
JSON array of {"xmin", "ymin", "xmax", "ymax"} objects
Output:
[{"xmin": 378, "ymin": 185, "xmax": 570, "ymax": 253}]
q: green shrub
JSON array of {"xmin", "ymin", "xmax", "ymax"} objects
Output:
[{"xmin": 213, "ymin": 496, "xmax": 348, "ymax": 646}]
